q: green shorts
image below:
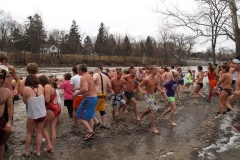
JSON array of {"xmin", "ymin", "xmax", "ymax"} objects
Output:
[{"xmin": 168, "ymin": 97, "xmax": 175, "ymax": 103}]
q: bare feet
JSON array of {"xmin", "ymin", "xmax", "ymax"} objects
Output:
[
  {"xmin": 162, "ymin": 113, "xmax": 167, "ymax": 120},
  {"xmin": 138, "ymin": 115, "xmax": 143, "ymax": 123},
  {"xmin": 22, "ymin": 151, "xmax": 29, "ymax": 156},
  {"xmin": 34, "ymin": 150, "xmax": 41, "ymax": 156},
  {"xmin": 136, "ymin": 115, "xmax": 141, "ymax": 122},
  {"xmin": 171, "ymin": 122, "xmax": 177, "ymax": 126},
  {"xmin": 152, "ymin": 128, "xmax": 160, "ymax": 134},
  {"xmin": 43, "ymin": 147, "xmax": 54, "ymax": 153}
]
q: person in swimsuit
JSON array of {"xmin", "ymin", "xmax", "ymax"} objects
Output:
[
  {"xmin": 204, "ymin": 65, "xmax": 219, "ymax": 101},
  {"xmin": 22, "ymin": 74, "xmax": 46, "ymax": 156},
  {"xmin": 72, "ymin": 64, "xmax": 98, "ymax": 141},
  {"xmin": 121, "ymin": 69, "xmax": 142, "ymax": 121},
  {"xmin": 110, "ymin": 68, "xmax": 126, "ymax": 119},
  {"xmin": 92, "ymin": 68, "xmax": 111, "ymax": 128},
  {"xmin": 39, "ymin": 75, "xmax": 60, "ymax": 153},
  {"xmin": 162, "ymin": 72, "xmax": 181, "ymax": 126},
  {"xmin": 138, "ymin": 66, "xmax": 162, "ymax": 134},
  {"xmin": 214, "ymin": 62, "xmax": 235, "ymax": 118},
  {"xmin": 194, "ymin": 66, "xmax": 205, "ymax": 103},
  {"xmin": 0, "ymin": 65, "xmax": 13, "ymax": 159}
]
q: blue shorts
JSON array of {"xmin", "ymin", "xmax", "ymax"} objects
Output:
[{"xmin": 76, "ymin": 96, "xmax": 98, "ymax": 120}]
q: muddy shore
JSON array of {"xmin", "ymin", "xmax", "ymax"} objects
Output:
[{"xmin": 4, "ymin": 84, "xmax": 231, "ymax": 160}]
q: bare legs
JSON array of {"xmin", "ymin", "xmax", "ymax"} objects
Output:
[
  {"xmin": 126, "ymin": 98, "xmax": 140, "ymax": 121},
  {"xmin": 73, "ymin": 108, "xmax": 78, "ymax": 126},
  {"xmin": 139, "ymin": 109, "xmax": 159, "ymax": 134},
  {"xmin": 194, "ymin": 84, "xmax": 201, "ymax": 102},
  {"xmin": 218, "ymin": 91, "xmax": 235, "ymax": 116},
  {"xmin": 162, "ymin": 102, "xmax": 177, "ymax": 126},
  {"xmin": 24, "ymin": 117, "xmax": 45, "ymax": 156},
  {"xmin": 42, "ymin": 110, "xmax": 54, "ymax": 153}
]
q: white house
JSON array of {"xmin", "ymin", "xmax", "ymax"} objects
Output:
[{"xmin": 40, "ymin": 44, "xmax": 60, "ymax": 54}]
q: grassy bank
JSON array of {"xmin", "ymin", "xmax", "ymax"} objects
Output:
[{"xmin": 6, "ymin": 52, "xmax": 186, "ymax": 67}]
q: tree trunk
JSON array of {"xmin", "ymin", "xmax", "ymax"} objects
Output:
[{"xmin": 229, "ymin": 0, "xmax": 240, "ymax": 56}]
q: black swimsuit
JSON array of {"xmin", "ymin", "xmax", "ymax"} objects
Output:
[{"xmin": 125, "ymin": 90, "xmax": 134, "ymax": 99}]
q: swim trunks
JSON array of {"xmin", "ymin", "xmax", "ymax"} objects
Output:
[
  {"xmin": 111, "ymin": 93, "xmax": 126, "ymax": 109},
  {"xmin": 144, "ymin": 94, "xmax": 158, "ymax": 112},
  {"xmin": 124, "ymin": 90, "xmax": 134, "ymax": 99},
  {"xmin": 222, "ymin": 88, "xmax": 233, "ymax": 96},
  {"xmin": 168, "ymin": 96, "xmax": 176, "ymax": 103},
  {"xmin": 73, "ymin": 95, "xmax": 84, "ymax": 108},
  {"xmin": 76, "ymin": 96, "xmax": 98, "ymax": 120},
  {"xmin": 95, "ymin": 93, "xmax": 106, "ymax": 111},
  {"xmin": 232, "ymin": 107, "xmax": 240, "ymax": 127}
]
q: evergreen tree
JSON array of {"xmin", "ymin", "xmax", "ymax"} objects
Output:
[
  {"xmin": 67, "ymin": 20, "xmax": 81, "ymax": 54},
  {"xmin": 122, "ymin": 35, "xmax": 132, "ymax": 57},
  {"xmin": 145, "ymin": 36, "xmax": 154, "ymax": 57},
  {"xmin": 83, "ymin": 35, "xmax": 93, "ymax": 55},
  {"xmin": 95, "ymin": 22, "xmax": 107, "ymax": 55},
  {"xmin": 25, "ymin": 13, "xmax": 46, "ymax": 53}
]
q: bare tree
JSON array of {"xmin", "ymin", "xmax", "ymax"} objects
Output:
[{"xmin": 157, "ymin": 0, "xmax": 230, "ymax": 64}]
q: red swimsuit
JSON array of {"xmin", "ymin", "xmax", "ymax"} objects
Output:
[{"xmin": 45, "ymin": 91, "xmax": 61, "ymax": 116}]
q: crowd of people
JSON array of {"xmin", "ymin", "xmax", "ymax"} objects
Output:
[{"xmin": 0, "ymin": 51, "xmax": 240, "ymax": 158}]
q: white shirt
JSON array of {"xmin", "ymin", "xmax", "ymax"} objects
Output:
[{"xmin": 70, "ymin": 74, "xmax": 81, "ymax": 94}]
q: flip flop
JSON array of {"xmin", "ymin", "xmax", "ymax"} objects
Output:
[{"xmin": 83, "ymin": 132, "xmax": 96, "ymax": 141}]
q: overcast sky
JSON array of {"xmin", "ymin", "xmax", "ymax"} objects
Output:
[{"xmin": 1, "ymin": 0, "xmax": 235, "ymax": 52}]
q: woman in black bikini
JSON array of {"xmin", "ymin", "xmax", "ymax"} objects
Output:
[{"xmin": 194, "ymin": 66, "xmax": 205, "ymax": 103}]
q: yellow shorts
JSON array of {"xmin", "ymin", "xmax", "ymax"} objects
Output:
[{"xmin": 95, "ymin": 94, "xmax": 106, "ymax": 111}]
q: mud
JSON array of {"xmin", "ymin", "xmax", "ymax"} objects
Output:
[
  {"xmin": 4, "ymin": 66, "xmax": 240, "ymax": 160},
  {"xmin": 4, "ymin": 85, "xmax": 226, "ymax": 160}
]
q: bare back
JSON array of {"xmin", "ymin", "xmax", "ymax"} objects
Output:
[
  {"xmin": 81, "ymin": 73, "xmax": 96, "ymax": 97},
  {"xmin": 221, "ymin": 72, "xmax": 233, "ymax": 89},
  {"xmin": 162, "ymin": 72, "xmax": 172, "ymax": 83},
  {"xmin": 93, "ymin": 72, "xmax": 111, "ymax": 94}
]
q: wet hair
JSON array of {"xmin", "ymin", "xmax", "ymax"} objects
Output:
[
  {"xmin": 164, "ymin": 67, "xmax": 169, "ymax": 72},
  {"xmin": 72, "ymin": 66, "xmax": 77, "ymax": 74},
  {"xmin": 77, "ymin": 64, "xmax": 87, "ymax": 72},
  {"xmin": 0, "ymin": 53, "xmax": 8, "ymax": 62},
  {"xmin": 25, "ymin": 74, "xmax": 40, "ymax": 88},
  {"xmin": 26, "ymin": 63, "xmax": 38, "ymax": 74},
  {"xmin": 64, "ymin": 73, "xmax": 72, "ymax": 80},
  {"xmin": 38, "ymin": 75, "xmax": 50, "ymax": 87},
  {"xmin": 197, "ymin": 66, "xmax": 203, "ymax": 71}
]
